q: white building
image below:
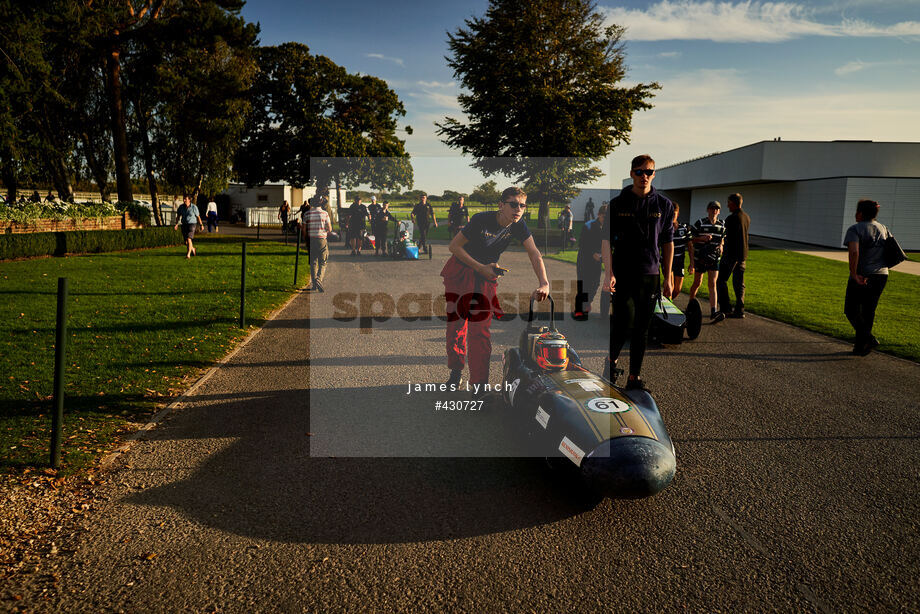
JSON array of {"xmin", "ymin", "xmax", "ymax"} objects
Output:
[
  {"xmin": 642, "ymin": 140, "xmax": 920, "ymax": 250},
  {"xmin": 222, "ymin": 183, "xmax": 347, "ymax": 226}
]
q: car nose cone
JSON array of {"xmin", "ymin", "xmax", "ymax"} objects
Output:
[{"xmin": 581, "ymin": 437, "xmax": 676, "ymax": 498}]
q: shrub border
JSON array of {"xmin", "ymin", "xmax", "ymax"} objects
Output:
[{"xmin": 0, "ymin": 227, "xmax": 182, "ymax": 260}]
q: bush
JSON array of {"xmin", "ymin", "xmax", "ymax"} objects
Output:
[
  {"xmin": 116, "ymin": 201, "xmax": 153, "ymax": 226},
  {"xmin": 0, "ymin": 227, "xmax": 182, "ymax": 260}
]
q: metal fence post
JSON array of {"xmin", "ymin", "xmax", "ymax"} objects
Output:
[
  {"xmin": 240, "ymin": 242, "xmax": 247, "ymax": 328},
  {"xmin": 257, "ymin": 220, "xmax": 261, "ymax": 240},
  {"xmin": 50, "ymin": 277, "xmax": 68, "ymax": 469}
]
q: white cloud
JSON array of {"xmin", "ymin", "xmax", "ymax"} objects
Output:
[
  {"xmin": 833, "ymin": 59, "xmax": 917, "ymax": 76},
  {"xmin": 835, "ymin": 60, "xmax": 868, "ymax": 75},
  {"xmin": 407, "ymin": 89, "xmax": 462, "ymax": 111},
  {"xmin": 601, "ymin": 67, "xmax": 920, "ymax": 178},
  {"xmin": 601, "ymin": 1, "xmax": 920, "ymax": 42},
  {"xmin": 658, "ymin": 51, "xmax": 682, "ymax": 58},
  {"xmin": 365, "ymin": 53, "xmax": 404, "ymax": 67},
  {"xmin": 417, "ymin": 80, "xmax": 455, "ymax": 88}
]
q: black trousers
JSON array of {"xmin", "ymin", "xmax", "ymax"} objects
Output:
[
  {"xmin": 717, "ymin": 256, "xmax": 746, "ymax": 313},
  {"xmin": 574, "ymin": 259, "xmax": 602, "ymax": 312},
  {"xmin": 373, "ymin": 224, "xmax": 388, "ymax": 252},
  {"xmin": 611, "ymin": 273, "xmax": 658, "ymax": 377},
  {"xmin": 844, "ymin": 274, "xmax": 887, "ymax": 346},
  {"xmin": 417, "ymin": 224, "xmax": 430, "ymax": 250}
]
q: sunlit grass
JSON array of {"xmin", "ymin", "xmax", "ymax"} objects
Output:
[
  {"xmin": 0, "ymin": 237, "xmax": 309, "ymax": 472},
  {"xmin": 546, "ymin": 248, "xmax": 920, "ymax": 362}
]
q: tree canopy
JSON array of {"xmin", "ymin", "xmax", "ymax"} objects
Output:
[
  {"xmin": 437, "ymin": 0, "xmax": 659, "ymax": 225},
  {"xmin": 235, "ymin": 43, "xmax": 413, "ymax": 195}
]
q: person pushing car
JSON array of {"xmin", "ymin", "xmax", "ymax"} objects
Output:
[{"xmin": 442, "ymin": 187, "xmax": 550, "ymax": 398}]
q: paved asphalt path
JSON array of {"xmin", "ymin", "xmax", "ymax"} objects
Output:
[{"xmin": 10, "ymin": 241, "xmax": 919, "ymax": 613}]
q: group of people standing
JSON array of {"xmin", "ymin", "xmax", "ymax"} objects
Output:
[{"xmin": 341, "ymin": 195, "xmax": 397, "ymax": 257}]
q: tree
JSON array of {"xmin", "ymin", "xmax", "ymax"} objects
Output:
[
  {"xmin": 437, "ymin": 0, "xmax": 659, "ymax": 226},
  {"xmin": 68, "ymin": 0, "xmax": 254, "ymax": 204},
  {"xmin": 120, "ymin": 3, "xmax": 257, "ymax": 222},
  {"xmin": 0, "ymin": 1, "xmax": 82, "ymax": 202},
  {"xmin": 235, "ymin": 43, "xmax": 413, "ymax": 201},
  {"xmin": 469, "ymin": 180, "xmax": 499, "ymax": 204}
]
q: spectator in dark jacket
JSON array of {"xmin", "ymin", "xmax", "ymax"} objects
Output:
[
  {"xmin": 573, "ymin": 205, "xmax": 606, "ymax": 319},
  {"xmin": 717, "ymin": 193, "xmax": 751, "ymax": 318}
]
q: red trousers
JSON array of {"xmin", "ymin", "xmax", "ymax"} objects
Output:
[{"xmin": 441, "ymin": 256, "xmax": 503, "ymax": 385}]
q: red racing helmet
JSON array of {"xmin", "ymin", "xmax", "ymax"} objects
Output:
[{"xmin": 534, "ymin": 330, "xmax": 568, "ymax": 371}]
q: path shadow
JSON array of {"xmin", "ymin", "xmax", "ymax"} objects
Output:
[{"xmin": 124, "ymin": 387, "xmax": 595, "ymax": 544}]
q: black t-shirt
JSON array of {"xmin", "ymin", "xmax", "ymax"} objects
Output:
[
  {"xmin": 412, "ymin": 202, "xmax": 434, "ymax": 227},
  {"xmin": 577, "ymin": 218, "xmax": 605, "ymax": 262},
  {"xmin": 448, "ymin": 203, "xmax": 469, "ymax": 227},
  {"xmin": 368, "ymin": 202, "xmax": 381, "ymax": 222},
  {"xmin": 372, "ymin": 207, "xmax": 393, "ymax": 226},
  {"xmin": 460, "ymin": 211, "xmax": 532, "ymax": 265},
  {"xmin": 350, "ymin": 204, "xmax": 370, "ymax": 228}
]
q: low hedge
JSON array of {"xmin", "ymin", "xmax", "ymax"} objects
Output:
[{"xmin": 0, "ymin": 227, "xmax": 183, "ymax": 260}]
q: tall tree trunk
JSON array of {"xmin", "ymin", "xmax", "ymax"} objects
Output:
[
  {"xmin": 1, "ymin": 165, "xmax": 17, "ymax": 203},
  {"xmin": 36, "ymin": 118, "xmax": 74, "ymax": 202},
  {"xmin": 193, "ymin": 169, "xmax": 203, "ymax": 203},
  {"xmin": 106, "ymin": 38, "xmax": 133, "ymax": 203},
  {"xmin": 52, "ymin": 155, "xmax": 74, "ymax": 203},
  {"xmin": 80, "ymin": 132, "xmax": 111, "ymax": 202},
  {"xmin": 538, "ymin": 199, "xmax": 549, "ymax": 229},
  {"xmin": 134, "ymin": 99, "xmax": 162, "ymax": 225},
  {"xmin": 334, "ymin": 174, "xmax": 344, "ymax": 227}
]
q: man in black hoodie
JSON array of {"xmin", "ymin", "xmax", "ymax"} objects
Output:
[{"xmin": 601, "ymin": 155, "xmax": 674, "ymax": 390}]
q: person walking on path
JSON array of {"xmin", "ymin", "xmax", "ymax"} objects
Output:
[
  {"xmin": 372, "ymin": 201, "xmax": 395, "ymax": 256},
  {"xmin": 206, "ymin": 197, "xmax": 219, "ymax": 233},
  {"xmin": 669, "ymin": 203, "xmax": 692, "ymax": 300},
  {"xmin": 411, "ymin": 194, "xmax": 438, "ymax": 254},
  {"xmin": 298, "ymin": 199, "xmax": 311, "ymax": 241},
  {"xmin": 601, "ymin": 155, "xmax": 674, "ymax": 390},
  {"xmin": 688, "ymin": 201, "xmax": 726, "ymax": 323},
  {"xmin": 174, "ymin": 194, "xmax": 203, "ymax": 259},
  {"xmin": 348, "ymin": 197, "xmax": 370, "ymax": 256},
  {"xmin": 844, "ymin": 199, "xmax": 891, "ymax": 356},
  {"xmin": 573, "ymin": 205, "xmax": 606, "ymax": 319},
  {"xmin": 584, "ymin": 197, "xmax": 595, "ymax": 222},
  {"xmin": 442, "ymin": 187, "xmax": 549, "ymax": 397},
  {"xmin": 448, "ymin": 196, "xmax": 470, "ymax": 239},
  {"xmin": 278, "ymin": 200, "xmax": 291, "ymax": 233},
  {"xmin": 717, "ymin": 193, "xmax": 750, "ymax": 318},
  {"xmin": 558, "ymin": 204, "xmax": 574, "ymax": 249},
  {"xmin": 306, "ymin": 201, "xmax": 333, "ymax": 293}
]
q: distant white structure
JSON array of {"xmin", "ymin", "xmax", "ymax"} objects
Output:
[
  {"xmin": 222, "ymin": 183, "xmax": 347, "ymax": 226},
  {"xmin": 641, "ymin": 140, "xmax": 920, "ymax": 250}
]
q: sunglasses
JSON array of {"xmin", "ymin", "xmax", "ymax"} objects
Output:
[
  {"xmin": 503, "ymin": 201, "xmax": 527, "ymax": 209},
  {"xmin": 632, "ymin": 169, "xmax": 655, "ymax": 177}
]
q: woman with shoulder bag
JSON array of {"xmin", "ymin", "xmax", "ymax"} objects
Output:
[{"xmin": 843, "ymin": 199, "xmax": 891, "ymax": 356}]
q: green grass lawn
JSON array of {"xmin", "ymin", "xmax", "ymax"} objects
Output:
[
  {"xmin": 546, "ymin": 247, "xmax": 920, "ymax": 362},
  {"xmin": 0, "ymin": 236, "xmax": 309, "ymax": 473},
  {"xmin": 907, "ymin": 252, "xmax": 919, "ymax": 263}
]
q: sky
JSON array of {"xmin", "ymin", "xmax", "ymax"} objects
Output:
[{"xmin": 240, "ymin": 0, "xmax": 920, "ymax": 193}]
